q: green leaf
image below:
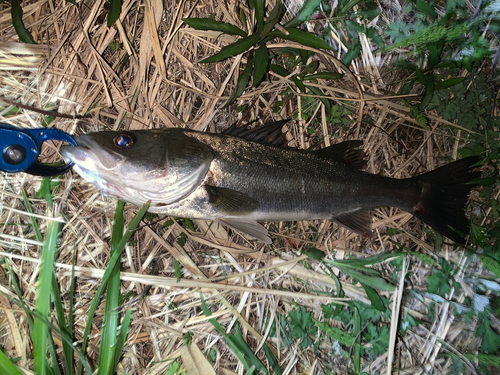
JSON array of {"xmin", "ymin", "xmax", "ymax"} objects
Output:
[
  {"xmin": 174, "ymin": 259, "xmax": 182, "ymax": 281},
  {"xmin": 107, "ymin": 0, "xmax": 122, "ymax": 27},
  {"xmin": 182, "ymin": 18, "xmax": 247, "ymax": 37},
  {"xmin": 10, "ymin": 0, "xmax": 36, "ymax": 44},
  {"xmin": 342, "ymin": 42, "xmax": 361, "ymax": 66},
  {"xmin": 305, "ymin": 85, "xmax": 331, "ymax": 111},
  {"xmin": 269, "ymin": 28, "xmax": 334, "ymax": 51},
  {"xmin": 435, "ymin": 77, "xmax": 465, "ymax": 89},
  {"xmin": 0, "ymin": 348, "xmax": 23, "ymax": 375},
  {"xmin": 476, "ymin": 316, "xmax": 500, "ymax": 354},
  {"xmin": 292, "ymin": 76, "xmax": 306, "ymax": 93},
  {"xmin": 365, "ymin": 27, "xmax": 384, "ymax": 48},
  {"xmin": 303, "ymin": 72, "xmax": 343, "ymax": 81},
  {"xmin": 284, "ymin": 0, "xmax": 322, "ymax": 28},
  {"xmin": 200, "ymin": 33, "xmax": 261, "ymax": 63},
  {"xmin": 413, "ymin": 0, "xmax": 437, "ymax": 20},
  {"xmin": 223, "ymin": 54, "xmax": 254, "ymax": 107},
  {"xmin": 253, "ymin": 44, "xmax": 268, "ymax": 86},
  {"xmin": 248, "ymin": 0, "xmax": 264, "ymax": 32},
  {"xmin": 300, "ymin": 60, "xmax": 319, "ymax": 76},
  {"xmin": 361, "ymin": 283, "xmax": 385, "ymax": 311},
  {"xmin": 261, "ymin": 1, "xmax": 285, "ymax": 37},
  {"xmin": 270, "ymin": 64, "xmax": 289, "ymax": 77}
]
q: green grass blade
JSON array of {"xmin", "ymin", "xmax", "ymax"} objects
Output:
[
  {"xmin": 6, "ymin": 260, "xmax": 34, "ymax": 334},
  {"xmin": 34, "ymin": 220, "xmax": 61, "ymax": 375},
  {"xmin": 31, "ymin": 311, "xmax": 93, "ymax": 375},
  {"xmin": 0, "ymin": 349, "xmax": 23, "ymax": 375},
  {"xmin": 21, "ymin": 189, "xmax": 43, "ymax": 242},
  {"xmin": 47, "ymin": 333, "xmax": 62, "ymax": 375},
  {"xmin": 107, "ymin": 0, "xmax": 121, "ymax": 27},
  {"xmin": 113, "ymin": 309, "xmax": 132, "ymax": 368},
  {"xmin": 51, "ymin": 272, "xmax": 74, "ymax": 375},
  {"xmin": 232, "ymin": 324, "xmax": 267, "ymax": 374},
  {"xmin": 98, "ymin": 200, "xmax": 125, "ymax": 375},
  {"xmin": 200, "ymin": 33, "xmax": 261, "ymax": 63},
  {"xmin": 77, "ymin": 201, "xmax": 149, "ymax": 375},
  {"xmin": 352, "ymin": 306, "xmax": 361, "ymax": 374},
  {"xmin": 182, "ymin": 18, "xmax": 247, "ymax": 37},
  {"xmin": 200, "ymin": 295, "xmax": 251, "ymax": 369},
  {"xmin": 263, "ymin": 344, "xmax": 281, "ymax": 375},
  {"xmin": 10, "ymin": 0, "xmax": 36, "ymax": 44}
]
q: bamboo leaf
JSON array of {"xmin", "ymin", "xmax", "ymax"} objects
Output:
[
  {"xmin": 107, "ymin": 0, "xmax": 122, "ymax": 27},
  {"xmin": 248, "ymin": 0, "xmax": 264, "ymax": 32},
  {"xmin": 200, "ymin": 33, "xmax": 261, "ymax": 63},
  {"xmin": 270, "ymin": 64, "xmax": 289, "ymax": 77},
  {"xmin": 284, "ymin": 0, "xmax": 322, "ymax": 28},
  {"xmin": 182, "ymin": 18, "xmax": 247, "ymax": 37},
  {"xmin": 304, "ymin": 72, "xmax": 344, "ymax": 81},
  {"xmin": 223, "ymin": 54, "xmax": 254, "ymax": 107},
  {"xmin": 269, "ymin": 28, "xmax": 334, "ymax": 51},
  {"xmin": 253, "ymin": 44, "xmax": 268, "ymax": 86},
  {"xmin": 261, "ymin": 1, "xmax": 285, "ymax": 37}
]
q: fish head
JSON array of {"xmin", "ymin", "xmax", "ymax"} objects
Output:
[{"xmin": 60, "ymin": 129, "xmax": 213, "ymax": 207}]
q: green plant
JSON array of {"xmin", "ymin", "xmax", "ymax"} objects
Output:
[{"xmin": 183, "ymin": 0, "xmax": 337, "ymax": 106}]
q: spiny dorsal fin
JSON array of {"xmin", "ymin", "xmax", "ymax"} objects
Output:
[
  {"xmin": 224, "ymin": 119, "xmax": 290, "ymax": 147},
  {"xmin": 312, "ymin": 140, "xmax": 367, "ymax": 170},
  {"xmin": 205, "ymin": 185, "xmax": 259, "ymax": 215}
]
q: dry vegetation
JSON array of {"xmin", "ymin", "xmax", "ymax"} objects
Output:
[{"xmin": 0, "ymin": 0, "xmax": 499, "ymax": 374}]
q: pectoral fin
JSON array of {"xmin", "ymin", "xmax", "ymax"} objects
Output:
[
  {"xmin": 217, "ymin": 218, "xmax": 272, "ymax": 244},
  {"xmin": 206, "ymin": 186, "xmax": 259, "ymax": 215},
  {"xmin": 333, "ymin": 209, "xmax": 373, "ymax": 237}
]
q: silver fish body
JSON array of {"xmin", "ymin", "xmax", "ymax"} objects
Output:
[{"xmin": 60, "ymin": 127, "xmax": 480, "ymax": 244}]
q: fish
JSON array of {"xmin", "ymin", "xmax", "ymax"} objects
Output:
[{"xmin": 60, "ymin": 122, "xmax": 481, "ymax": 244}]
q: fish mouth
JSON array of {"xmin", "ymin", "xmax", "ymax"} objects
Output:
[{"xmin": 60, "ymin": 137, "xmax": 125, "ymax": 197}]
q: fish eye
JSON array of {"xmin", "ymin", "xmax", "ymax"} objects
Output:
[{"xmin": 113, "ymin": 133, "xmax": 134, "ymax": 148}]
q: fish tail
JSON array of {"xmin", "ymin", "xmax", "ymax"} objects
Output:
[{"xmin": 411, "ymin": 156, "xmax": 481, "ymax": 243}]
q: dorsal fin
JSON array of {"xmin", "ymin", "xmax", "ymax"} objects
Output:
[
  {"xmin": 224, "ymin": 119, "xmax": 290, "ymax": 147},
  {"xmin": 312, "ymin": 140, "xmax": 367, "ymax": 170}
]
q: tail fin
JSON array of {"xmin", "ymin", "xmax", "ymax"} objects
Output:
[{"xmin": 412, "ymin": 156, "xmax": 481, "ymax": 243}]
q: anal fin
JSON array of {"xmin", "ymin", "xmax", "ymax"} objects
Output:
[
  {"xmin": 217, "ymin": 218, "xmax": 272, "ymax": 244},
  {"xmin": 333, "ymin": 209, "xmax": 373, "ymax": 237}
]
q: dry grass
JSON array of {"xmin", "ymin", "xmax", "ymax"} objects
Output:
[{"xmin": 0, "ymin": 0, "xmax": 498, "ymax": 374}]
